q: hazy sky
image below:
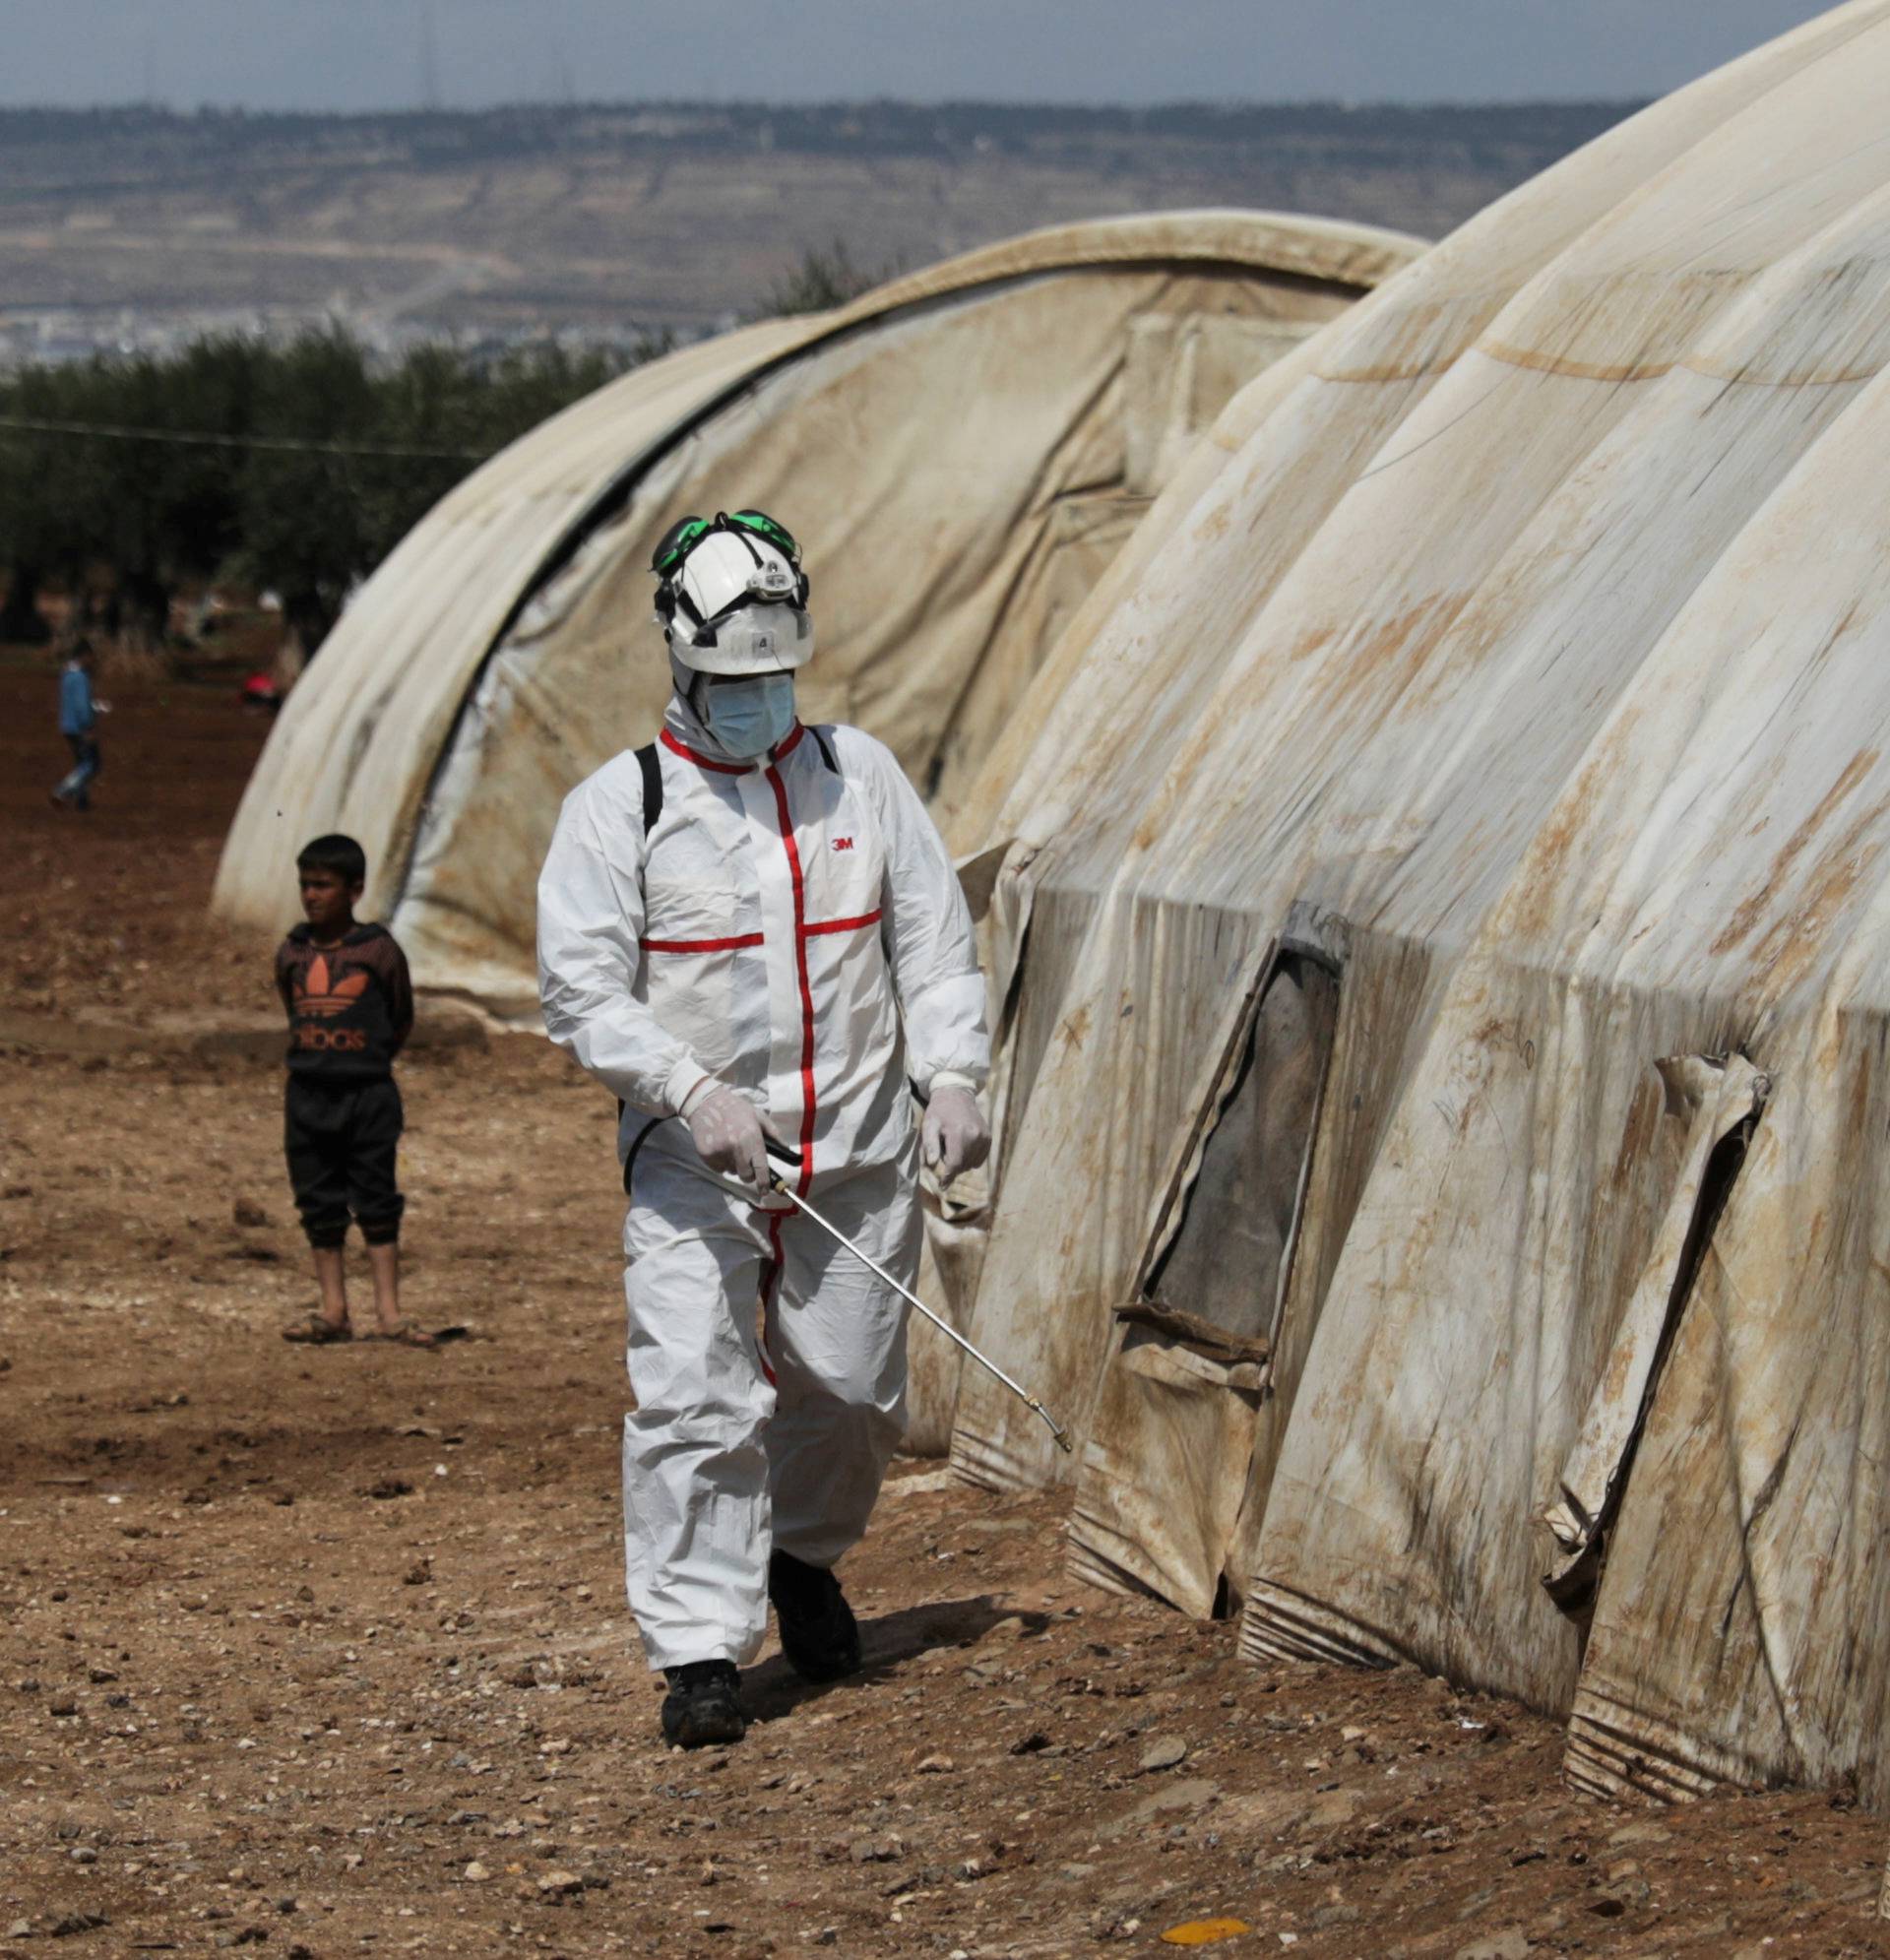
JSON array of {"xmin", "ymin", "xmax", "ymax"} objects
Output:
[{"xmin": 3, "ymin": 1, "xmax": 1844, "ymax": 110}]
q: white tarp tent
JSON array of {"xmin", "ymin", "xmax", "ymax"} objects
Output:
[
  {"xmin": 944, "ymin": 0, "xmax": 1890, "ymax": 1807},
  {"xmin": 213, "ymin": 211, "xmax": 1418, "ymax": 1014},
  {"xmin": 212, "ymin": 208, "xmax": 1418, "ymax": 1452}
]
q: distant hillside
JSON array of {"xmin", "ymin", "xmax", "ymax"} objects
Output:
[{"xmin": 0, "ymin": 100, "xmax": 1639, "ymax": 344}]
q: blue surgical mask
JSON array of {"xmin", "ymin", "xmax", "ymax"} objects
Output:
[{"xmin": 702, "ymin": 673, "xmax": 797, "ymax": 759}]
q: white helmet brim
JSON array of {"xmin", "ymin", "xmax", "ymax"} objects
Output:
[{"xmin": 662, "ymin": 603, "xmax": 815, "ymax": 676}]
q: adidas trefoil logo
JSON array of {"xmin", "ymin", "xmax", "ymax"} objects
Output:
[{"xmin": 294, "ymin": 953, "xmax": 370, "ymax": 1019}]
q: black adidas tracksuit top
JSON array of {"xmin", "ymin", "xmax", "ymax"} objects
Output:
[{"xmin": 275, "ymin": 922, "xmax": 414, "ymax": 1080}]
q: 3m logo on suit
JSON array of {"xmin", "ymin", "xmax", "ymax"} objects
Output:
[{"xmin": 832, "ymin": 837, "xmax": 854, "ymax": 852}]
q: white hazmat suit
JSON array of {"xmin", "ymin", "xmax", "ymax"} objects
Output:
[{"xmin": 537, "ymin": 697, "xmax": 989, "ymax": 1669}]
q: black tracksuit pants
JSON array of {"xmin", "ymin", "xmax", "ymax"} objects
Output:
[{"xmin": 284, "ymin": 1076, "xmax": 405, "ymax": 1248}]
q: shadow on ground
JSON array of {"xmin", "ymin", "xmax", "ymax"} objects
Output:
[{"xmin": 744, "ymin": 1594, "xmax": 1029, "ymax": 1721}]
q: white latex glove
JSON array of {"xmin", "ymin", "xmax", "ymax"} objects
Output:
[
  {"xmin": 921, "ymin": 1086, "xmax": 989, "ymax": 1186},
  {"xmin": 686, "ymin": 1085, "xmax": 773, "ymax": 1192}
]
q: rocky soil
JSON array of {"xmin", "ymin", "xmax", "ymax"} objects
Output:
[{"xmin": 4, "ymin": 658, "xmax": 1890, "ymax": 1956}]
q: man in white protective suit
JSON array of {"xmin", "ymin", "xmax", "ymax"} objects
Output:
[{"xmin": 536, "ymin": 509, "xmax": 991, "ymax": 1748}]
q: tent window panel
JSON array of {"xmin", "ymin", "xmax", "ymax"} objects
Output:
[
  {"xmin": 1142, "ymin": 952, "xmax": 1339, "ymax": 1346},
  {"xmin": 1542, "ymin": 1054, "xmax": 1768, "ymax": 1615}
]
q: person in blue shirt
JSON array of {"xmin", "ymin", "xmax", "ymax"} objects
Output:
[{"xmin": 51, "ymin": 639, "xmax": 106, "ymax": 811}]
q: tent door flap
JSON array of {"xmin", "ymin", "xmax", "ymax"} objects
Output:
[
  {"xmin": 1542, "ymin": 1052, "xmax": 1768, "ymax": 1608},
  {"xmin": 1135, "ymin": 946, "xmax": 1340, "ymax": 1354}
]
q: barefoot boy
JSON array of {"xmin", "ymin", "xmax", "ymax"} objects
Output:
[{"xmin": 276, "ymin": 834, "xmax": 431, "ymax": 1347}]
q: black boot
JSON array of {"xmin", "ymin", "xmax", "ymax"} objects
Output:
[
  {"xmin": 661, "ymin": 1660, "xmax": 747, "ymax": 1747},
  {"xmin": 768, "ymin": 1549, "xmax": 862, "ymax": 1683}
]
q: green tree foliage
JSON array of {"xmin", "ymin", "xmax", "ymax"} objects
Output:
[
  {"xmin": 0, "ymin": 330, "xmax": 659, "ymax": 653},
  {"xmin": 762, "ymin": 240, "xmax": 889, "ymax": 317}
]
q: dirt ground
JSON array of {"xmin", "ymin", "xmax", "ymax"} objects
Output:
[{"xmin": 5, "ymin": 655, "xmax": 1890, "ymax": 1958}]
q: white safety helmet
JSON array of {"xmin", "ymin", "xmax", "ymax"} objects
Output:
[{"xmin": 651, "ymin": 509, "xmax": 815, "ymax": 676}]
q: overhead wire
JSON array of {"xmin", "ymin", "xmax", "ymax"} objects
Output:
[{"xmin": 0, "ymin": 411, "xmax": 488, "ymax": 462}]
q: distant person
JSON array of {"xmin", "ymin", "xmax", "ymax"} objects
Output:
[
  {"xmin": 276, "ymin": 834, "xmax": 434, "ymax": 1349},
  {"xmin": 49, "ymin": 639, "xmax": 106, "ymax": 811},
  {"xmin": 239, "ymin": 672, "xmax": 284, "ymax": 714}
]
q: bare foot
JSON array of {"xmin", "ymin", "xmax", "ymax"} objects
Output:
[
  {"xmin": 283, "ymin": 1313, "xmax": 352, "ymax": 1345},
  {"xmin": 371, "ymin": 1323, "xmax": 437, "ymax": 1349}
]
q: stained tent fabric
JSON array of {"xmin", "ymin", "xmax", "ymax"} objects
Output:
[
  {"xmin": 942, "ymin": 0, "xmax": 1890, "ymax": 1807},
  {"xmin": 212, "ymin": 211, "xmax": 1418, "ymax": 1010},
  {"xmin": 211, "ymin": 209, "xmax": 1420, "ymax": 1458}
]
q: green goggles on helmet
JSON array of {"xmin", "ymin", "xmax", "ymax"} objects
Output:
[{"xmin": 651, "ymin": 508, "xmax": 802, "ymax": 578}]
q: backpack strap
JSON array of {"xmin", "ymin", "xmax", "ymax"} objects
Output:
[
  {"xmin": 636, "ymin": 741, "xmax": 663, "ymax": 836},
  {"xmin": 617, "ymin": 1107, "xmax": 666, "ymax": 1196},
  {"xmin": 619, "ymin": 744, "xmax": 669, "ymax": 1193}
]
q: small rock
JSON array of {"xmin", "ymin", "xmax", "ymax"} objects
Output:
[
  {"xmin": 68, "ymin": 1846, "xmax": 96, "ymax": 1864},
  {"xmin": 1117, "ymin": 1777, "xmax": 1221, "ymax": 1833},
  {"xmin": 915, "ymin": 1753, "xmax": 955, "ymax": 1774},
  {"xmin": 48, "ymin": 1698, "xmax": 78, "ymax": 1717},
  {"xmin": 233, "ymin": 1199, "xmax": 271, "ymax": 1228},
  {"xmin": 850, "ymin": 1836, "xmax": 900, "ymax": 1865},
  {"xmin": 1008, "ymin": 1731, "xmax": 1051, "ymax": 1755},
  {"xmin": 1304, "ymin": 1788, "xmax": 1364, "ymax": 1830},
  {"xmin": 536, "ymin": 1869, "xmax": 582, "ymax": 1895},
  {"xmin": 463, "ymin": 1862, "xmax": 490, "ymax": 1883},
  {"xmin": 1139, "ymin": 1735, "xmax": 1188, "ymax": 1773},
  {"xmin": 1451, "ymin": 1933, "xmax": 1529, "ymax": 1960},
  {"xmin": 1606, "ymin": 1820, "xmax": 1672, "ymax": 1849}
]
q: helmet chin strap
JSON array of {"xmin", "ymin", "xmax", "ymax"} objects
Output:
[
  {"xmin": 667, "ymin": 654, "xmax": 719, "ymax": 742},
  {"xmin": 685, "ymin": 670, "xmax": 716, "ymax": 728},
  {"xmin": 662, "ymin": 651, "xmax": 736, "ymax": 756}
]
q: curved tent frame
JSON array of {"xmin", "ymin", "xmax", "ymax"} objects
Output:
[{"xmin": 213, "ymin": 210, "xmax": 1420, "ymax": 1004}]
